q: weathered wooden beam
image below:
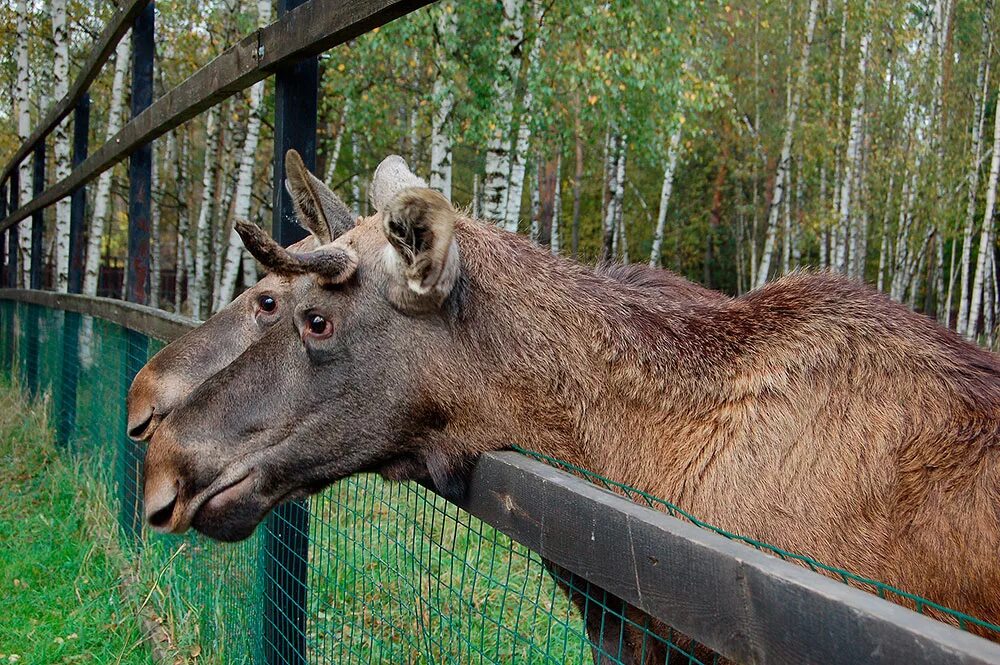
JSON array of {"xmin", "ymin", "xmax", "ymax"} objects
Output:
[
  {"xmin": 0, "ymin": 289, "xmax": 194, "ymax": 342},
  {"xmin": 455, "ymin": 451, "xmax": 1000, "ymax": 665},
  {"xmin": 0, "ymin": 0, "xmax": 151, "ymax": 188},
  {"xmin": 0, "ymin": 0, "xmax": 432, "ymax": 236}
]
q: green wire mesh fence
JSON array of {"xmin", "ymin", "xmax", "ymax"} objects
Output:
[
  {"xmin": 2, "ymin": 297, "xmax": 998, "ymax": 664},
  {"xmin": 0, "ymin": 299, "xmax": 721, "ymax": 664}
]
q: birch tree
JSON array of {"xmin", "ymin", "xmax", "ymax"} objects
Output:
[
  {"xmin": 755, "ymin": 0, "xmax": 820, "ymax": 288},
  {"xmin": 51, "ymin": 0, "xmax": 71, "ymax": 291},
  {"xmin": 503, "ymin": 1, "xmax": 546, "ymax": 230},
  {"xmin": 83, "ymin": 38, "xmax": 131, "ymax": 296},
  {"xmin": 214, "ymin": 0, "xmax": 273, "ymax": 310},
  {"xmin": 191, "ymin": 107, "xmax": 221, "ymax": 321},
  {"xmin": 481, "ymin": 0, "xmax": 524, "ymax": 223},
  {"xmin": 649, "ymin": 125, "xmax": 683, "ymax": 268},
  {"xmin": 15, "ymin": 0, "xmax": 32, "ymax": 288},
  {"xmin": 967, "ymin": 85, "xmax": 1000, "ymax": 341},
  {"xmin": 838, "ymin": 30, "xmax": 872, "ymax": 277},
  {"xmin": 429, "ymin": 2, "xmax": 457, "ymax": 199},
  {"xmin": 957, "ymin": 0, "xmax": 994, "ymax": 336}
]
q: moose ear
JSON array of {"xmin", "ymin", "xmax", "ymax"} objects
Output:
[
  {"xmin": 370, "ymin": 155, "xmax": 428, "ymax": 212},
  {"xmin": 284, "ymin": 149, "xmax": 356, "ymax": 243},
  {"xmin": 382, "ymin": 188, "xmax": 460, "ymax": 309}
]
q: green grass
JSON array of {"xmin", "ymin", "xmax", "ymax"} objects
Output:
[{"xmin": 0, "ymin": 382, "xmax": 150, "ymax": 665}]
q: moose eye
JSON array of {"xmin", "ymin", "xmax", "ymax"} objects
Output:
[
  {"xmin": 258, "ymin": 295, "xmax": 277, "ymax": 313},
  {"xmin": 306, "ymin": 314, "xmax": 332, "ymax": 338}
]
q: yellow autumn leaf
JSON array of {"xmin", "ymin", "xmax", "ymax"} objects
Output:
[{"xmin": 588, "ymin": 95, "xmax": 598, "ymax": 105}]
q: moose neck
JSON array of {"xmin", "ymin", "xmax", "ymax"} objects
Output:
[{"xmin": 436, "ymin": 220, "xmax": 729, "ymax": 493}]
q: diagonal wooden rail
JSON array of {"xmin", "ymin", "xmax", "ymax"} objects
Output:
[{"xmin": 0, "ymin": 0, "xmax": 431, "ymax": 236}]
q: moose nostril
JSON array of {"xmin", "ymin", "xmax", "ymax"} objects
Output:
[
  {"xmin": 148, "ymin": 494, "xmax": 177, "ymax": 529},
  {"xmin": 128, "ymin": 411, "xmax": 155, "ymax": 440},
  {"xmin": 145, "ymin": 481, "xmax": 179, "ymax": 530}
]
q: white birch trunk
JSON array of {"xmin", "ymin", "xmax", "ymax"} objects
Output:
[
  {"xmin": 191, "ymin": 107, "xmax": 220, "ymax": 321},
  {"xmin": 551, "ymin": 153, "xmax": 562, "ymax": 255},
  {"xmin": 967, "ymin": 85, "xmax": 1000, "ymax": 341},
  {"xmin": 755, "ymin": 0, "xmax": 820, "ymax": 288},
  {"xmin": 840, "ymin": 32, "xmax": 872, "ymax": 277},
  {"xmin": 481, "ymin": 0, "xmax": 524, "ymax": 222},
  {"xmin": 649, "ymin": 125, "xmax": 683, "ymax": 268},
  {"xmin": 15, "ymin": 0, "xmax": 32, "ymax": 288},
  {"xmin": 83, "ymin": 39, "xmax": 130, "ymax": 296},
  {"xmin": 957, "ymin": 1, "xmax": 993, "ymax": 336},
  {"xmin": 215, "ymin": 74, "xmax": 269, "ymax": 310},
  {"xmin": 529, "ymin": 161, "xmax": 540, "ymax": 242},
  {"xmin": 51, "ymin": 0, "xmax": 72, "ymax": 291},
  {"xmin": 324, "ymin": 101, "xmax": 350, "ymax": 184},
  {"xmin": 428, "ymin": 3, "xmax": 456, "ymax": 199},
  {"xmin": 503, "ymin": 1, "xmax": 545, "ymax": 231},
  {"xmin": 350, "ymin": 133, "xmax": 361, "ymax": 216},
  {"xmin": 174, "ymin": 131, "xmax": 191, "ymax": 314}
]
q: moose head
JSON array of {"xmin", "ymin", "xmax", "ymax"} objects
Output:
[
  {"xmin": 126, "ymin": 150, "xmax": 360, "ymax": 441},
  {"xmin": 142, "ymin": 159, "xmax": 489, "ymax": 541}
]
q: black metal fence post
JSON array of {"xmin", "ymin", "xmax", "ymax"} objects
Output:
[
  {"xmin": 120, "ymin": 2, "xmax": 154, "ymax": 544},
  {"xmin": 262, "ymin": 1, "xmax": 317, "ymax": 662},
  {"xmin": 58, "ymin": 94, "xmax": 90, "ymax": 447},
  {"xmin": 25, "ymin": 144, "xmax": 45, "ymax": 398},
  {"xmin": 6, "ymin": 172, "xmax": 18, "ymax": 375},
  {"xmin": 0, "ymin": 181, "xmax": 6, "ymax": 289},
  {"xmin": 7, "ymin": 171, "xmax": 17, "ymax": 289}
]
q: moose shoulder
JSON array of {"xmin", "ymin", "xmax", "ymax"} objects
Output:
[{"xmin": 144, "ymin": 165, "xmax": 1000, "ymax": 633}]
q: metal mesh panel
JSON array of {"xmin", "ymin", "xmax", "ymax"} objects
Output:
[{"xmin": 2, "ymin": 298, "xmax": 996, "ymax": 664}]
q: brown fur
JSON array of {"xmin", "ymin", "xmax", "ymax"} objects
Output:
[{"xmin": 143, "ymin": 170, "xmax": 1000, "ymax": 660}]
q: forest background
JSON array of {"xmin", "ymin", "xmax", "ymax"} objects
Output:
[{"xmin": 2, "ymin": 0, "xmax": 998, "ymax": 343}]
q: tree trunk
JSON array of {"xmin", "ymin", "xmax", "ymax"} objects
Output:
[
  {"xmin": 649, "ymin": 125, "xmax": 683, "ymax": 268},
  {"xmin": 839, "ymin": 31, "xmax": 872, "ymax": 277},
  {"xmin": 175, "ymin": 130, "xmax": 191, "ymax": 314},
  {"xmin": 215, "ymin": 0, "xmax": 271, "ymax": 311},
  {"xmin": 503, "ymin": 1, "xmax": 545, "ymax": 231},
  {"xmin": 481, "ymin": 0, "xmax": 524, "ymax": 223},
  {"xmin": 957, "ymin": 0, "xmax": 994, "ymax": 336},
  {"xmin": 15, "ymin": 0, "xmax": 32, "ymax": 288},
  {"xmin": 967, "ymin": 84, "xmax": 1000, "ymax": 341},
  {"xmin": 429, "ymin": 2, "xmax": 457, "ymax": 199},
  {"xmin": 537, "ymin": 154, "xmax": 559, "ymax": 247},
  {"xmin": 191, "ymin": 107, "xmax": 221, "ymax": 321},
  {"xmin": 601, "ymin": 133, "xmax": 626, "ymax": 262},
  {"xmin": 571, "ymin": 109, "xmax": 584, "ymax": 258},
  {"xmin": 215, "ymin": 79, "xmax": 267, "ymax": 310},
  {"xmin": 755, "ymin": 0, "xmax": 820, "ymax": 288},
  {"xmin": 324, "ymin": 100, "xmax": 350, "ymax": 184},
  {"xmin": 551, "ymin": 152, "xmax": 562, "ymax": 255},
  {"xmin": 51, "ymin": 0, "xmax": 71, "ymax": 291},
  {"xmin": 83, "ymin": 39, "xmax": 131, "ymax": 296}
]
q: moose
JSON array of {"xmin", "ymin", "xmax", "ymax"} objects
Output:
[{"xmin": 135, "ymin": 155, "xmax": 1000, "ymax": 662}]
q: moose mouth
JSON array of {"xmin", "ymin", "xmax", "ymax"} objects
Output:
[{"xmin": 190, "ymin": 469, "xmax": 266, "ymax": 542}]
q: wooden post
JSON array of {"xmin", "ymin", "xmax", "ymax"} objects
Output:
[
  {"xmin": 121, "ymin": 2, "xmax": 154, "ymax": 544},
  {"xmin": 59, "ymin": 94, "xmax": 90, "ymax": 447},
  {"xmin": 262, "ymin": 2, "xmax": 316, "ymax": 662}
]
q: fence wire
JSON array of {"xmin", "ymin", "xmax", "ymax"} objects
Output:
[{"xmin": 2, "ymin": 298, "xmax": 997, "ymax": 664}]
